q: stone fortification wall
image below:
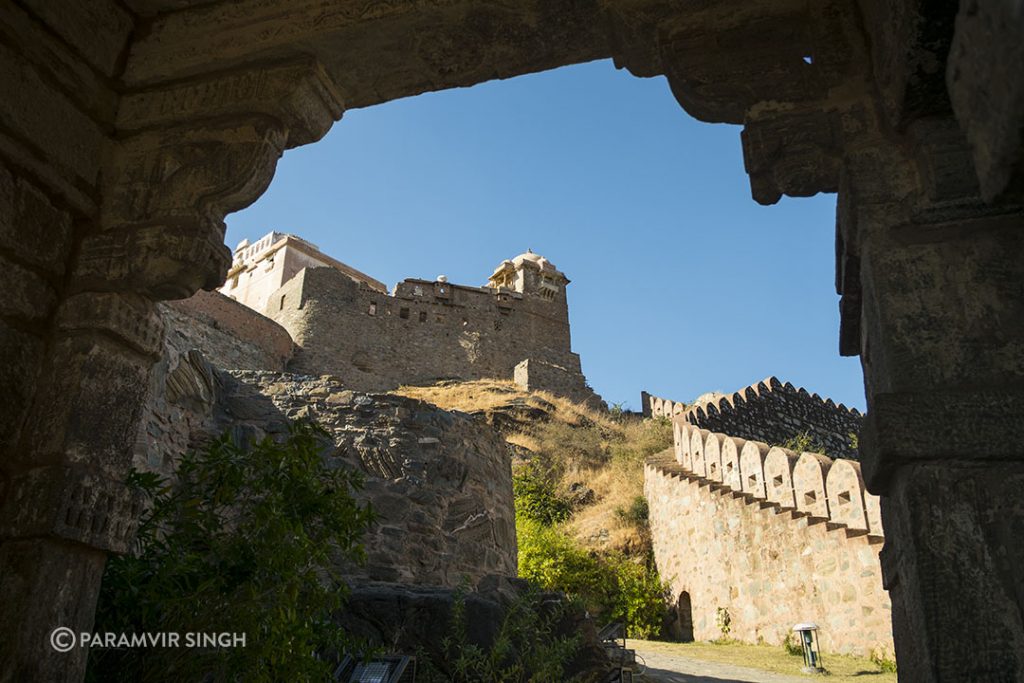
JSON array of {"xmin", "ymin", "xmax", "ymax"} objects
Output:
[
  {"xmin": 642, "ymin": 377, "xmax": 862, "ymax": 459},
  {"xmin": 134, "ymin": 292, "xmax": 294, "ymax": 474},
  {"xmin": 645, "ymin": 419, "xmax": 891, "ymax": 657},
  {"xmin": 164, "ymin": 289, "xmax": 293, "ymax": 371},
  {"xmin": 514, "ymin": 358, "xmax": 605, "ymax": 409},
  {"xmin": 135, "ymin": 349, "xmax": 517, "ymax": 587},
  {"xmin": 268, "ymin": 266, "xmax": 591, "ymax": 398},
  {"xmin": 211, "ymin": 372, "xmax": 517, "ymax": 587}
]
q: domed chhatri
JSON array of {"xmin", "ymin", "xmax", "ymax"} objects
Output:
[{"xmin": 488, "ymin": 249, "xmax": 569, "ymax": 293}]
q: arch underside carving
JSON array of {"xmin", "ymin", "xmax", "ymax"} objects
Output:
[{"xmin": 2, "ymin": 0, "xmax": 1024, "ymax": 680}]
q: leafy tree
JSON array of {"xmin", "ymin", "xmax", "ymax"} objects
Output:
[
  {"xmin": 513, "ymin": 461, "xmax": 573, "ymax": 526},
  {"xmin": 88, "ymin": 422, "xmax": 374, "ymax": 683},
  {"xmin": 516, "ymin": 518, "xmax": 668, "ymax": 638}
]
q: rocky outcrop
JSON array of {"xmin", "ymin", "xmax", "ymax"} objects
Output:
[{"xmin": 139, "ymin": 366, "xmax": 519, "ymax": 588}]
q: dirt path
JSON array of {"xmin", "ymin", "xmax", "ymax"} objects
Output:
[{"xmin": 631, "ymin": 642, "xmax": 810, "ymax": 683}]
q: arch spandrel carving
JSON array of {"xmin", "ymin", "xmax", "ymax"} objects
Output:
[{"xmin": 75, "ymin": 58, "xmax": 347, "ymax": 301}]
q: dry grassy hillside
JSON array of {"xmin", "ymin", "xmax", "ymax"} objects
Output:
[{"xmin": 396, "ymin": 380, "xmax": 673, "ymax": 555}]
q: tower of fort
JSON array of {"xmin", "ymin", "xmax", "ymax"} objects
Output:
[{"xmin": 218, "ymin": 232, "xmax": 603, "ymax": 406}]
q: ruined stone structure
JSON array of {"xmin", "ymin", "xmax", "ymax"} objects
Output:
[
  {"xmin": 646, "ymin": 420, "xmax": 891, "ymax": 657},
  {"xmin": 643, "ymin": 378, "xmax": 864, "ymax": 460},
  {"xmin": 1, "ymin": 1, "xmax": 1022, "ymax": 681},
  {"xmin": 222, "ymin": 232, "xmax": 601, "ymax": 405}
]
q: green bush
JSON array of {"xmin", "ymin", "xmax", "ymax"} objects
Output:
[
  {"xmin": 870, "ymin": 649, "xmax": 898, "ymax": 673},
  {"xmin": 88, "ymin": 422, "xmax": 374, "ymax": 683},
  {"xmin": 516, "ymin": 518, "xmax": 667, "ymax": 638},
  {"xmin": 418, "ymin": 585, "xmax": 582, "ymax": 682},
  {"xmin": 714, "ymin": 606, "xmax": 732, "ymax": 641},
  {"xmin": 779, "ymin": 431, "xmax": 826, "ymax": 455},
  {"xmin": 783, "ymin": 631, "xmax": 804, "ymax": 657},
  {"xmin": 614, "ymin": 495, "xmax": 649, "ymax": 526},
  {"xmin": 513, "ymin": 461, "xmax": 573, "ymax": 526}
]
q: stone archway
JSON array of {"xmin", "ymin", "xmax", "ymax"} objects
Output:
[
  {"xmin": 676, "ymin": 591, "xmax": 695, "ymax": 643},
  {"xmin": 1, "ymin": 2, "xmax": 1022, "ymax": 681}
]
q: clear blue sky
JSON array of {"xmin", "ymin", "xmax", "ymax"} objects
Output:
[{"xmin": 225, "ymin": 59, "xmax": 866, "ymax": 411}]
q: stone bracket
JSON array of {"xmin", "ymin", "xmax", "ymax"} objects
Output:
[
  {"xmin": 116, "ymin": 58, "xmax": 345, "ymax": 148},
  {"xmin": 741, "ymin": 109, "xmax": 842, "ymax": 205},
  {"xmin": 860, "ymin": 389, "xmax": 1024, "ymax": 493},
  {"xmin": 0, "ymin": 465, "xmax": 147, "ymax": 554},
  {"xmin": 56, "ymin": 292, "xmax": 164, "ymax": 359}
]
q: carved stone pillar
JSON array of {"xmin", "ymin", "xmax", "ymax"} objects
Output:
[
  {"xmin": 633, "ymin": 0, "xmax": 1024, "ymax": 675},
  {"xmin": 0, "ymin": 59, "xmax": 342, "ymax": 682},
  {"xmin": 845, "ymin": 120, "xmax": 1024, "ymax": 677}
]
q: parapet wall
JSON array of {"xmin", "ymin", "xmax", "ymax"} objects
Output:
[
  {"xmin": 134, "ymin": 292, "xmax": 295, "ymax": 474},
  {"xmin": 642, "ymin": 377, "xmax": 862, "ymax": 459},
  {"xmin": 514, "ymin": 358, "xmax": 604, "ymax": 409},
  {"xmin": 164, "ymin": 289, "xmax": 293, "ymax": 371},
  {"xmin": 644, "ymin": 419, "xmax": 892, "ymax": 656},
  {"xmin": 268, "ymin": 266, "xmax": 596, "ymax": 402}
]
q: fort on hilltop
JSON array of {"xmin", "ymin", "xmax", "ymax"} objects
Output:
[{"xmin": 210, "ymin": 231, "xmax": 603, "ymax": 406}]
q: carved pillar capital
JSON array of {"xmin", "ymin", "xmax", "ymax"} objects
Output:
[
  {"xmin": 0, "ymin": 465, "xmax": 147, "ymax": 554},
  {"xmin": 75, "ymin": 58, "xmax": 345, "ymax": 301}
]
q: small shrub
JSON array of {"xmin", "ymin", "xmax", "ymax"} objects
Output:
[
  {"xmin": 533, "ymin": 421, "xmax": 607, "ymax": 470},
  {"xmin": 516, "ymin": 518, "xmax": 668, "ymax": 638},
  {"xmin": 870, "ymin": 649, "xmax": 897, "ymax": 672},
  {"xmin": 608, "ymin": 418, "xmax": 673, "ymax": 469},
  {"xmin": 848, "ymin": 431, "xmax": 860, "ymax": 451},
  {"xmin": 420, "ymin": 585, "xmax": 582, "ymax": 682},
  {"xmin": 513, "ymin": 461, "xmax": 573, "ymax": 526},
  {"xmin": 715, "ymin": 607, "xmax": 732, "ymax": 640},
  {"xmin": 88, "ymin": 422, "xmax": 374, "ymax": 683},
  {"xmin": 780, "ymin": 431, "xmax": 826, "ymax": 455},
  {"xmin": 783, "ymin": 631, "xmax": 804, "ymax": 657},
  {"xmin": 614, "ymin": 495, "xmax": 649, "ymax": 526}
]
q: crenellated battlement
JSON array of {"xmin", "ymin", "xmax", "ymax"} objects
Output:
[
  {"xmin": 669, "ymin": 420, "xmax": 883, "ymax": 539},
  {"xmin": 645, "ymin": 446, "xmax": 893, "ymax": 657},
  {"xmin": 642, "ymin": 376, "xmax": 862, "ymax": 459}
]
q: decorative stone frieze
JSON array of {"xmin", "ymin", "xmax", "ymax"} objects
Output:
[{"xmin": 0, "ymin": 465, "xmax": 146, "ymax": 554}]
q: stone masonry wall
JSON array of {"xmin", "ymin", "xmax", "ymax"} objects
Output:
[
  {"xmin": 644, "ymin": 419, "xmax": 892, "ymax": 657},
  {"xmin": 268, "ymin": 266, "xmax": 592, "ymax": 398},
  {"xmin": 211, "ymin": 372, "xmax": 517, "ymax": 586},
  {"xmin": 164, "ymin": 289, "xmax": 293, "ymax": 371},
  {"xmin": 134, "ymin": 294, "xmax": 293, "ymax": 475},
  {"xmin": 136, "ymin": 288, "xmax": 519, "ymax": 588},
  {"xmin": 643, "ymin": 377, "xmax": 863, "ymax": 459},
  {"xmin": 514, "ymin": 358, "xmax": 604, "ymax": 409}
]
